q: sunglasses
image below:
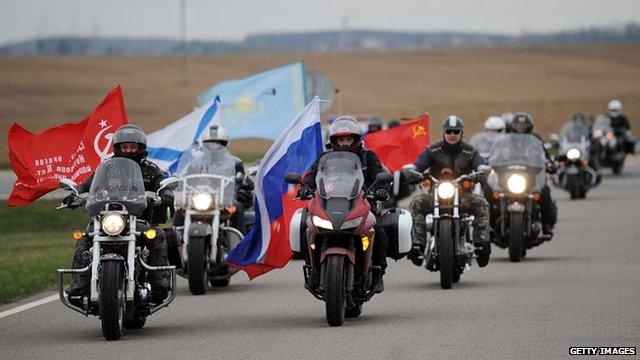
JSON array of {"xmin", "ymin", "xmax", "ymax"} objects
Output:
[{"xmin": 445, "ymin": 129, "xmax": 461, "ymax": 135}]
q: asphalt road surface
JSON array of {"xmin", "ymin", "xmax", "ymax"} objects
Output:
[{"xmin": 1, "ymin": 163, "xmax": 639, "ymax": 359}]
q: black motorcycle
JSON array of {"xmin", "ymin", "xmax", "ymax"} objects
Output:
[
  {"xmin": 487, "ymin": 134, "xmax": 550, "ymax": 262},
  {"xmin": 553, "ymin": 122, "xmax": 598, "ymax": 199},
  {"xmin": 592, "ymin": 115, "xmax": 627, "ymax": 175}
]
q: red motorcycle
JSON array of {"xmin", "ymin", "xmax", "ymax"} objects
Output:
[{"xmin": 286, "ymin": 151, "xmax": 409, "ymax": 326}]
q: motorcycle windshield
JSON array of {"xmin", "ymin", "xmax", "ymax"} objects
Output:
[
  {"xmin": 560, "ymin": 122, "xmax": 590, "ymax": 143},
  {"xmin": 315, "ymin": 152, "xmax": 364, "ymax": 199},
  {"xmin": 593, "ymin": 115, "xmax": 612, "ymax": 132},
  {"xmin": 85, "ymin": 157, "xmax": 147, "ymax": 216},
  {"xmin": 488, "ymin": 134, "xmax": 547, "ymax": 192},
  {"xmin": 174, "ymin": 143, "xmax": 237, "ymax": 207},
  {"xmin": 469, "ymin": 132, "xmax": 500, "ymax": 159}
]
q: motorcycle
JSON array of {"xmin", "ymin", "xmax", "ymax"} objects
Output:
[
  {"xmin": 409, "ymin": 167, "xmax": 489, "ymax": 289},
  {"xmin": 285, "ymin": 151, "xmax": 408, "ymax": 326},
  {"xmin": 166, "ymin": 143, "xmax": 245, "ymax": 295},
  {"xmin": 592, "ymin": 114, "xmax": 626, "ymax": 175},
  {"xmin": 487, "ymin": 133, "xmax": 549, "ymax": 262},
  {"xmin": 553, "ymin": 123, "xmax": 598, "ymax": 199},
  {"xmin": 56, "ymin": 157, "xmax": 177, "ymax": 341}
]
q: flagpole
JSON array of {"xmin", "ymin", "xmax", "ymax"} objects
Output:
[{"xmin": 180, "ymin": 0, "xmax": 188, "ymax": 84}]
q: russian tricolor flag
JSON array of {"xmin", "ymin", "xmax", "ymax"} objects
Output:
[{"xmin": 227, "ymin": 97, "xmax": 324, "ymax": 279}]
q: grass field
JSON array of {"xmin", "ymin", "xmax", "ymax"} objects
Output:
[
  {"xmin": 1, "ymin": 45, "xmax": 640, "ymax": 164},
  {"xmin": 0, "ymin": 200, "xmax": 87, "ymax": 303}
]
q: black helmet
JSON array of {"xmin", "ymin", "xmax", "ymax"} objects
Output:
[
  {"xmin": 113, "ymin": 124, "xmax": 147, "ymax": 161},
  {"xmin": 328, "ymin": 116, "xmax": 363, "ymax": 153},
  {"xmin": 512, "ymin": 112, "xmax": 534, "ymax": 133},
  {"xmin": 387, "ymin": 119, "xmax": 401, "ymax": 128},
  {"xmin": 571, "ymin": 113, "xmax": 587, "ymax": 126},
  {"xmin": 442, "ymin": 115, "xmax": 464, "ymax": 131},
  {"xmin": 367, "ymin": 117, "xmax": 382, "ymax": 133}
]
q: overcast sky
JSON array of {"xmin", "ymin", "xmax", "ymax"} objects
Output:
[{"xmin": 2, "ymin": 0, "xmax": 640, "ymax": 45}]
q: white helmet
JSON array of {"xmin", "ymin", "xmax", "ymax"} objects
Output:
[
  {"xmin": 202, "ymin": 124, "xmax": 229, "ymax": 146},
  {"xmin": 484, "ymin": 116, "xmax": 506, "ymax": 132},
  {"xmin": 608, "ymin": 99, "xmax": 622, "ymax": 117}
]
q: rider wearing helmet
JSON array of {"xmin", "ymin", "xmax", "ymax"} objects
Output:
[
  {"xmin": 501, "ymin": 112, "xmax": 515, "ymax": 133},
  {"xmin": 511, "ymin": 112, "xmax": 558, "ymax": 237},
  {"xmin": 63, "ymin": 124, "xmax": 173, "ymax": 304},
  {"xmin": 606, "ymin": 99, "xmax": 634, "ymax": 153},
  {"xmin": 172, "ymin": 124, "xmax": 254, "ymax": 234},
  {"xmin": 302, "ymin": 116, "xmax": 390, "ymax": 292},
  {"xmin": 407, "ymin": 116, "xmax": 492, "ymax": 267},
  {"xmin": 367, "ymin": 117, "xmax": 383, "ymax": 134},
  {"xmin": 484, "ymin": 116, "xmax": 506, "ymax": 134}
]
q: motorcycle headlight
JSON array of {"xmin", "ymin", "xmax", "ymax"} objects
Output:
[
  {"xmin": 312, "ymin": 215, "xmax": 333, "ymax": 230},
  {"xmin": 507, "ymin": 174, "xmax": 527, "ymax": 194},
  {"xmin": 340, "ymin": 216, "xmax": 364, "ymax": 230},
  {"xmin": 437, "ymin": 182, "xmax": 455, "ymax": 199},
  {"xmin": 192, "ymin": 192, "xmax": 214, "ymax": 211},
  {"xmin": 566, "ymin": 148, "xmax": 581, "ymax": 160},
  {"xmin": 101, "ymin": 213, "xmax": 125, "ymax": 236}
]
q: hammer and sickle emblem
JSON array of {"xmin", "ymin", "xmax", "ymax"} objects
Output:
[
  {"xmin": 94, "ymin": 124, "xmax": 115, "ymax": 160},
  {"xmin": 412, "ymin": 125, "xmax": 427, "ymax": 138}
]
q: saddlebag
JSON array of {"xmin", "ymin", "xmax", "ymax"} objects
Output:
[
  {"xmin": 289, "ymin": 208, "xmax": 308, "ymax": 254},
  {"xmin": 380, "ymin": 208, "xmax": 413, "ymax": 260}
]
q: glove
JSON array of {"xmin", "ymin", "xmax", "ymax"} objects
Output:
[
  {"xmin": 160, "ymin": 191, "xmax": 174, "ymax": 206},
  {"xmin": 237, "ymin": 188, "xmax": 254, "ymax": 209},
  {"xmin": 546, "ymin": 162, "xmax": 558, "ymax": 174},
  {"xmin": 240, "ymin": 177, "xmax": 255, "ymax": 191},
  {"xmin": 62, "ymin": 194, "xmax": 80, "ymax": 209},
  {"xmin": 375, "ymin": 188, "xmax": 390, "ymax": 202},
  {"xmin": 297, "ymin": 187, "xmax": 313, "ymax": 200}
]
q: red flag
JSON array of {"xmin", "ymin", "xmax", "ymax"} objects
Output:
[
  {"xmin": 364, "ymin": 114, "xmax": 430, "ymax": 172},
  {"xmin": 7, "ymin": 86, "xmax": 128, "ymax": 206}
]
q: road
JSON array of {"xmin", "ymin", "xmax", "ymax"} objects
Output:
[{"xmin": 1, "ymin": 162, "xmax": 639, "ymax": 359}]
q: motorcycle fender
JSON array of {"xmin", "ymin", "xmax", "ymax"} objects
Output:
[
  {"xmin": 188, "ymin": 222, "xmax": 212, "ymax": 237},
  {"xmin": 507, "ymin": 202, "xmax": 525, "ymax": 213},
  {"xmin": 321, "ymin": 247, "xmax": 355, "ymax": 265},
  {"xmin": 100, "ymin": 253, "xmax": 125, "ymax": 262}
]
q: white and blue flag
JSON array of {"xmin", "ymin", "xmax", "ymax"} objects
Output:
[
  {"xmin": 198, "ymin": 62, "xmax": 306, "ymax": 140},
  {"xmin": 147, "ymin": 96, "xmax": 221, "ymax": 172}
]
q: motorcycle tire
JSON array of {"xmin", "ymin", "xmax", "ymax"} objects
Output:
[
  {"xmin": 438, "ymin": 219, "xmax": 454, "ymax": 290},
  {"xmin": 99, "ymin": 261, "xmax": 124, "ymax": 341},
  {"xmin": 325, "ymin": 255, "xmax": 347, "ymax": 327},
  {"xmin": 509, "ymin": 212, "xmax": 524, "ymax": 263},
  {"xmin": 187, "ymin": 236, "xmax": 209, "ymax": 295}
]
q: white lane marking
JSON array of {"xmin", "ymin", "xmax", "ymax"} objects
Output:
[{"xmin": 0, "ymin": 294, "xmax": 58, "ymax": 319}]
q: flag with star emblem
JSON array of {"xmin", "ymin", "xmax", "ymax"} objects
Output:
[{"xmin": 7, "ymin": 85, "xmax": 128, "ymax": 206}]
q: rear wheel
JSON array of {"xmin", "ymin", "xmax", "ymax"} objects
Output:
[
  {"xmin": 325, "ymin": 256, "xmax": 347, "ymax": 326},
  {"xmin": 509, "ymin": 212, "xmax": 524, "ymax": 262},
  {"xmin": 99, "ymin": 262, "xmax": 124, "ymax": 341},
  {"xmin": 438, "ymin": 219, "xmax": 454, "ymax": 289},
  {"xmin": 187, "ymin": 236, "xmax": 208, "ymax": 295}
]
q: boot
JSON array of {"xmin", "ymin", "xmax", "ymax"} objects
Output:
[
  {"xmin": 407, "ymin": 244, "xmax": 425, "ymax": 266},
  {"xmin": 475, "ymin": 242, "xmax": 491, "ymax": 268}
]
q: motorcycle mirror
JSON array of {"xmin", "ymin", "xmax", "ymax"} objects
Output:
[
  {"xmin": 59, "ymin": 178, "xmax": 78, "ymax": 194},
  {"xmin": 159, "ymin": 177, "xmax": 180, "ymax": 190},
  {"xmin": 375, "ymin": 172, "xmax": 394, "ymax": 184},
  {"xmin": 285, "ymin": 172, "xmax": 302, "ymax": 184}
]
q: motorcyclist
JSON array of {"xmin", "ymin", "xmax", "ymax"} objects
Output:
[
  {"xmin": 301, "ymin": 116, "xmax": 390, "ymax": 292},
  {"xmin": 606, "ymin": 99, "xmax": 634, "ymax": 153},
  {"xmin": 387, "ymin": 119, "xmax": 401, "ymax": 129},
  {"xmin": 172, "ymin": 125, "xmax": 254, "ymax": 234},
  {"xmin": 367, "ymin": 117, "xmax": 383, "ymax": 133},
  {"xmin": 407, "ymin": 116, "xmax": 492, "ymax": 267},
  {"xmin": 511, "ymin": 112, "xmax": 558, "ymax": 237},
  {"xmin": 63, "ymin": 124, "xmax": 174, "ymax": 304},
  {"xmin": 563, "ymin": 113, "xmax": 601, "ymax": 176},
  {"xmin": 501, "ymin": 112, "xmax": 515, "ymax": 133}
]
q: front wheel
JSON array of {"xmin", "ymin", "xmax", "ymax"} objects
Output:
[
  {"xmin": 324, "ymin": 256, "xmax": 347, "ymax": 326},
  {"xmin": 509, "ymin": 212, "xmax": 524, "ymax": 262},
  {"xmin": 187, "ymin": 236, "xmax": 209, "ymax": 295},
  {"xmin": 438, "ymin": 219, "xmax": 454, "ymax": 289},
  {"xmin": 99, "ymin": 261, "xmax": 124, "ymax": 341},
  {"xmin": 567, "ymin": 174, "xmax": 581, "ymax": 200}
]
